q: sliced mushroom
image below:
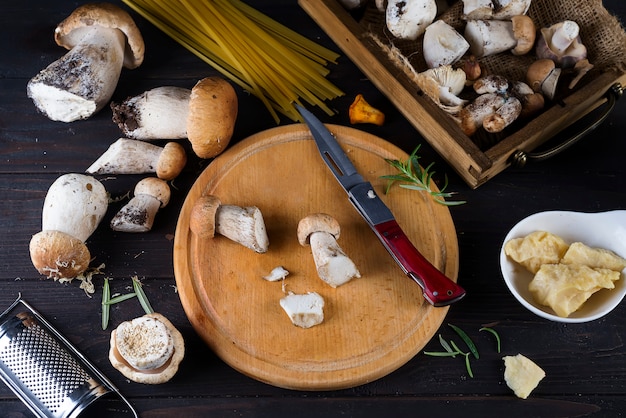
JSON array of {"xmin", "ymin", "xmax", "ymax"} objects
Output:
[
  {"xmin": 86, "ymin": 139, "xmax": 187, "ymax": 180},
  {"xmin": 29, "ymin": 173, "xmax": 108, "ymax": 279},
  {"xmin": 110, "ymin": 177, "xmax": 170, "ymax": 232},
  {"xmin": 386, "ymin": 0, "xmax": 437, "ymax": 40},
  {"xmin": 280, "ymin": 292, "xmax": 325, "ymax": 329},
  {"xmin": 109, "ymin": 313, "xmax": 185, "ymax": 384},
  {"xmin": 297, "ymin": 213, "xmax": 360, "ymax": 288},
  {"xmin": 189, "ymin": 195, "xmax": 269, "ymax": 253},
  {"xmin": 111, "ymin": 77, "xmax": 238, "ymax": 159},
  {"xmin": 27, "ymin": 3, "xmax": 144, "ymax": 122},
  {"xmin": 422, "ymin": 20, "xmax": 470, "ymax": 68}
]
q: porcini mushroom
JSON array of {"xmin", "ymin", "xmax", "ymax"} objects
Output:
[
  {"xmin": 461, "ymin": 0, "xmax": 532, "ymax": 20},
  {"xmin": 27, "ymin": 3, "xmax": 144, "ymax": 122},
  {"xmin": 110, "ymin": 177, "xmax": 170, "ymax": 232},
  {"xmin": 280, "ymin": 292, "xmax": 325, "ymax": 329},
  {"xmin": 111, "ymin": 76, "xmax": 238, "ymax": 159},
  {"xmin": 527, "ymin": 58, "xmax": 561, "ymax": 100},
  {"xmin": 422, "ymin": 20, "xmax": 470, "ymax": 68},
  {"xmin": 109, "ymin": 313, "xmax": 184, "ymax": 385},
  {"xmin": 29, "ymin": 173, "xmax": 108, "ymax": 279},
  {"xmin": 386, "ymin": 0, "xmax": 437, "ymax": 41},
  {"xmin": 536, "ymin": 20, "xmax": 588, "ymax": 68},
  {"xmin": 415, "ymin": 65, "xmax": 468, "ymax": 114},
  {"xmin": 464, "ymin": 15, "xmax": 535, "ymax": 57},
  {"xmin": 297, "ymin": 213, "xmax": 361, "ymax": 288},
  {"xmin": 86, "ymin": 139, "xmax": 187, "ymax": 180},
  {"xmin": 189, "ymin": 195, "xmax": 269, "ymax": 253},
  {"xmin": 459, "ymin": 92, "xmax": 507, "ymax": 136}
]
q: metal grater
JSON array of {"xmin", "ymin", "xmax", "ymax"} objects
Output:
[{"xmin": 0, "ymin": 295, "xmax": 138, "ymax": 418}]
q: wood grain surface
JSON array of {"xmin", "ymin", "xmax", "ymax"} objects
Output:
[{"xmin": 174, "ymin": 124, "xmax": 459, "ymax": 389}]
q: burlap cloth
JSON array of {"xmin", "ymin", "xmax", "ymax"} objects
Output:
[{"xmin": 361, "ymin": 0, "xmax": 626, "ymax": 86}]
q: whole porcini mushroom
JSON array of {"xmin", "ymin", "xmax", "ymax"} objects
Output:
[
  {"xmin": 527, "ymin": 58, "xmax": 561, "ymax": 100},
  {"xmin": 87, "ymin": 139, "xmax": 187, "ymax": 180},
  {"xmin": 422, "ymin": 20, "xmax": 470, "ymax": 69},
  {"xmin": 29, "ymin": 174, "xmax": 108, "ymax": 279},
  {"xmin": 111, "ymin": 76, "xmax": 238, "ymax": 159},
  {"xmin": 536, "ymin": 20, "xmax": 588, "ymax": 68},
  {"xmin": 110, "ymin": 177, "xmax": 170, "ymax": 232},
  {"xmin": 297, "ymin": 213, "xmax": 361, "ymax": 288},
  {"xmin": 189, "ymin": 195, "xmax": 269, "ymax": 253},
  {"xmin": 27, "ymin": 3, "xmax": 144, "ymax": 122},
  {"xmin": 386, "ymin": 0, "xmax": 437, "ymax": 41},
  {"xmin": 109, "ymin": 312, "xmax": 185, "ymax": 384},
  {"xmin": 464, "ymin": 15, "xmax": 535, "ymax": 57}
]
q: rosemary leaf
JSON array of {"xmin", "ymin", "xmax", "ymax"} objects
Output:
[
  {"xmin": 449, "ymin": 324, "xmax": 479, "ymax": 359},
  {"xmin": 480, "ymin": 327, "xmax": 502, "ymax": 353},
  {"xmin": 133, "ymin": 277, "xmax": 154, "ymax": 314},
  {"xmin": 465, "ymin": 354, "xmax": 474, "ymax": 378},
  {"xmin": 104, "ymin": 293, "xmax": 137, "ymax": 305},
  {"xmin": 101, "ymin": 278, "xmax": 111, "ymax": 330},
  {"xmin": 424, "ymin": 351, "xmax": 460, "ymax": 357},
  {"xmin": 439, "ymin": 334, "xmax": 455, "ymax": 354}
]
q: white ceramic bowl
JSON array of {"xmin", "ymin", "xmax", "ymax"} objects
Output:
[{"xmin": 500, "ymin": 210, "xmax": 626, "ymax": 323}]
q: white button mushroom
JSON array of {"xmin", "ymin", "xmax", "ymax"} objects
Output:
[
  {"xmin": 110, "ymin": 177, "xmax": 171, "ymax": 233},
  {"xmin": 29, "ymin": 173, "xmax": 108, "ymax": 279},
  {"xmin": 111, "ymin": 77, "xmax": 238, "ymax": 159},
  {"xmin": 86, "ymin": 139, "xmax": 187, "ymax": 181},
  {"xmin": 386, "ymin": 0, "xmax": 437, "ymax": 41},
  {"xmin": 297, "ymin": 213, "xmax": 361, "ymax": 288},
  {"xmin": 27, "ymin": 3, "xmax": 144, "ymax": 122},
  {"xmin": 189, "ymin": 195, "xmax": 269, "ymax": 253}
]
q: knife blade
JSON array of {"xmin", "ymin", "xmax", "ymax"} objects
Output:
[{"xmin": 296, "ymin": 104, "xmax": 465, "ymax": 307}]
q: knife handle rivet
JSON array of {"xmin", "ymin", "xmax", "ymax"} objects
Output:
[{"xmin": 367, "ymin": 189, "xmax": 376, "ymax": 199}]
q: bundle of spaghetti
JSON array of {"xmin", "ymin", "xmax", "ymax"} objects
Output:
[{"xmin": 122, "ymin": 0, "xmax": 344, "ymax": 123}]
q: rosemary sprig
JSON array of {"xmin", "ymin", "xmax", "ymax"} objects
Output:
[
  {"xmin": 381, "ymin": 145, "xmax": 466, "ymax": 206},
  {"xmin": 449, "ymin": 323, "xmax": 479, "ymax": 359},
  {"xmin": 101, "ymin": 278, "xmax": 111, "ymax": 330},
  {"xmin": 133, "ymin": 276, "xmax": 154, "ymax": 315},
  {"xmin": 480, "ymin": 327, "xmax": 502, "ymax": 353}
]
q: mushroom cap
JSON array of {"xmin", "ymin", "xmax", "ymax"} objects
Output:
[
  {"xmin": 186, "ymin": 77, "xmax": 238, "ymax": 159},
  {"xmin": 297, "ymin": 213, "xmax": 341, "ymax": 246},
  {"xmin": 189, "ymin": 195, "xmax": 222, "ymax": 239},
  {"xmin": 134, "ymin": 177, "xmax": 171, "ymax": 207},
  {"xmin": 156, "ymin": 142, "xmax": 187, "ymax": 180},
  {"xmin": 54, "ymin": 3, "xmax": 145, "ymax": 69},
  {"xmin": 109, "ymin": 312, "xmax": 185, "ymax": 385},
  {"xmin": 511, "ymin": 15, "xmax": 536, "ymax": 56},
  {"xmin": 29, "ymin": 230, "xmax": 91, "ymax": 279},
  {"xmin": 527, "ymin": 59, "xmax": 560, "ymax": 99}
]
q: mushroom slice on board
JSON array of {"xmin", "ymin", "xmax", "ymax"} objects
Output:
[{"xmin": 27, "ymin": 3, "xmax": 144, "ymax": 122}]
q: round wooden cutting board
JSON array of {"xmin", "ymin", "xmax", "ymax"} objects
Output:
[{"xmin": 173, "ymin": 124, "xmax": 460, "ymax": 390}]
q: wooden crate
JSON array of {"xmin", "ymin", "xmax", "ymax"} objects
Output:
[{"xmin": 299, "ymin": 0, "xmax": 626, "ymax": 188}]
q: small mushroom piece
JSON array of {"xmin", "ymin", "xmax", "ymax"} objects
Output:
[
  {"xmin": 29, "ymin": 174, "xmax": 108, "ymax": 279},
  {"xmin": 386, "ymin": 0, "xmax": 437, "ymax": 41},
  {"xmin": 109, "ymin": 313, "xmax": 185, "ymax": 384},
  {"xmin": 527, "ymin": 59, "xmax": 561, "ymax": 100},
  {"xmin": 464, "ymin": 16, "xmax": 535, "ymax": 57},
  {"xmin": 349, "ymin": 94, "xmax": 385, "ymax": 126},
  {"xmin": 297, "ymin": 213, "xmax": 360, "ymax": 288},
  {"xmin": 112, "ymin": 76, "xmax": 238, "ymax": 159},
  {"xmin": 422, "ymin": 20, "xmax": 470, "ymax": 69},
  {"xmin": 280, "ymin": 292, "xmax": 325, "ymax": 329},
  {"xmin": 189, "ymin": 195, "xmax": 269, "ymax": 253},
  {"xmin": 110, "ymin": 177, "xmax": 170, "ymax": 232},
  {"xmin": 86, "ymin": 139, "xmax": 187, "ymax": 180},
  {"xmin": 27, "ymin": 3, "xmax": 144, "ymax": 122}
]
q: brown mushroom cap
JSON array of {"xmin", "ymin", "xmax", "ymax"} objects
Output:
[
  {"xmin": 297, "ymin": 213, "xmax": 341, "ymax": 246},
  {"xmin": 109, "ymin": 312, "xmax": 185, "ymax": 385},
  {"xmin": 156, "ymin": 142, "xmax": 187, "ymax": 181},
  {"xmin": 189, "ymin": 195, "xmax": 221, "ymax": 239},
  {"xmin": 186, "ymin": 77, "xmax": 238, "ymax": 159},
  {"xmin": 54, "ymin": 3, "xmax": 145, "ymax": 69},
  {"xmin": 134, "ymin": 177, "xmax": 171, "ymax": 208},
  {"xmin": 527, "ymin": 59, "xmax": 560, "ymax": 99},
  {"xmin": 511, "ymin": 15, "xmax": 536, "ymax": 56},
  {"xmin": 29, "ymin": 230, "xmax": 91, "ymax": 279}
]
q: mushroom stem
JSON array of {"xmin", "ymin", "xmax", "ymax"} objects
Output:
[
  {"xmin": 28, "ymin": 26, "xmax": 125, "ymax": 122},
  {"xmin": 87, "ymin": 139, "xmax": 187, "ymax": 180},
  {"xmin": 111, "ymin": 178, "xmax": 171, "ymax": 232},
  {"xmin": 29, "ymin": 173, "xmax": 108, "ymax": 279},
  {"xmin": 111, "ymin": 87, "xmax": 192, "ymax": 140},
  {"xmin": 309, "ymin": 231, "xmax": 361, "ymax": 288},
  {"xmin": 215, "ymin": 205, "xmax": 269, "ymax": 253}
]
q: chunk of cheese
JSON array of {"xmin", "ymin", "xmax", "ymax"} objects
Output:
[
  {"xmin": 503, "ymin": 354, "xmax": 545, "ymax": 399},
  {"xmin": 280, "ymin": 292, "xmax": 325, "ymax": 328},
  {"xmin": 562, "ymin": 242, "xmax": 626, "ymax": 272},
  {"xmin": 504, "ymin": 231, "xmax": 569, "ymax": 274}
]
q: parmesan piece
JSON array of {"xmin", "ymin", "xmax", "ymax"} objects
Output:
[
  {"xmin": 504, "ymin": 231, "xmax": 569, "ymax": 273},
  {"xmin": 280, "ymin": 292, "xmax": 324, "ymax": 328},
  {"xmin": 529, "ymin": 264, "xmax": 620, "ymax": 317},
  {"xmin": 503, "ymin": 354, "xmax": 545, "ymax": 399},
  {"xmin": 114, "ymin": 315, "xmax": 174, "ymax": 370},
  {"xmin": 561, "ymin": 242, "xmax": 626, "ymax": 272}
]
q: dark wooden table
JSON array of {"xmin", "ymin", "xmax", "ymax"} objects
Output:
[{"xmin": 1, "ymin": 1, "xmax": 625, "ymax": 417}]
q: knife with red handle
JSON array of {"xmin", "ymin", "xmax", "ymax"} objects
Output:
[{"xmin": 296, "ymin": 105, "xmax": 466, "ymax": 306}]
